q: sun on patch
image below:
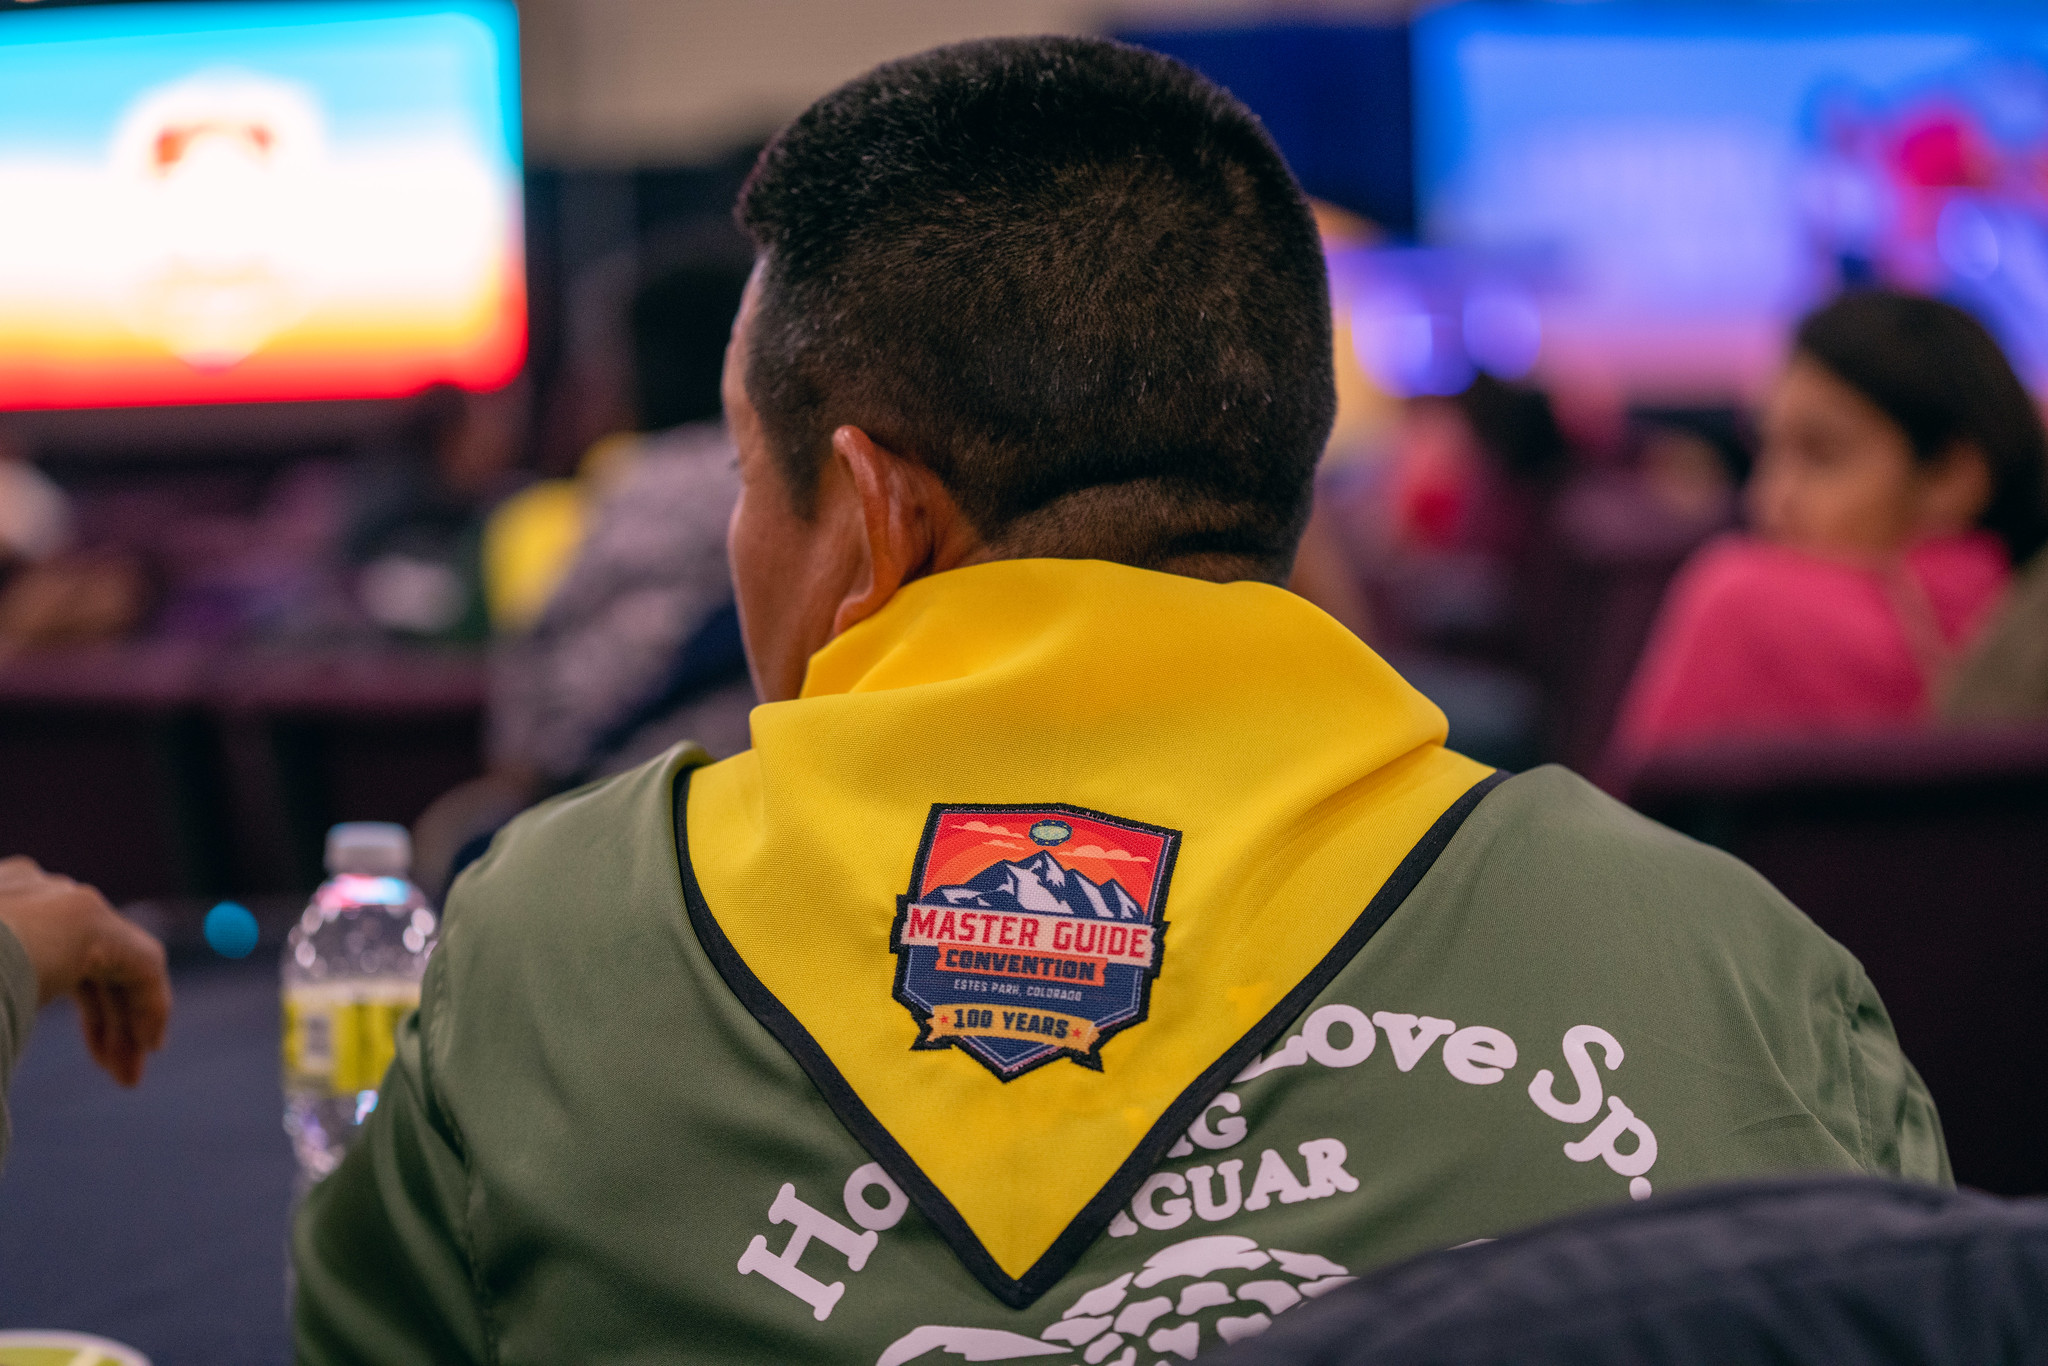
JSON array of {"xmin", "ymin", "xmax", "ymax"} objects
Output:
[{"xmin": 890, "ymin": 803, "xmax": 1180, "ymax": 1081}]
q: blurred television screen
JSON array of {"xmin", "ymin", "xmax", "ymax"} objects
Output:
[
  {"xmin": 1415, "ymin": 2, "xmax": 2048, "ymax": 398},
  {"xmin": 0, "ymin": 0, "xmax": 524, "ymax": 412}
]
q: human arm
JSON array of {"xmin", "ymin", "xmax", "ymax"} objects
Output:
[
  {"xmin": 0, "ymin": 905, "xmax": 32, "ymax": 1169},
  {"xmin": 0, "ymin": 857, "xmax": 171, "ymax": 1167},
  {"xmin": 293, "ymin": 965, "xmax": 491, "ymax": 1363}
]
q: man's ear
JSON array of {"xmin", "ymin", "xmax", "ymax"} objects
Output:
[{"xmin": 828, "ymin": 425, "xmax": 983, "ymax": 637}]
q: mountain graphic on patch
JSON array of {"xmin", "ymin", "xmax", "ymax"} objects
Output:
[
  {"xmin": 890, "ymin": 804, "xmax": 1180, "ymax": 1081},
  {"xmin": 923, "ymin": 850, "xmax": 1148, "ymax": 921}
]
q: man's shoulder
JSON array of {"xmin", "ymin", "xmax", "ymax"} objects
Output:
[
  {"xmin": 1453, "ymin": 763, "xmax": 1747, "ymax": 876},
  {"xmin": 1425, "ymin": 764, "xmax": 1857, "ymax": 978},
  {"xmin": 442, "ymin": 745, "xmax": 713, "ymax": 949}
]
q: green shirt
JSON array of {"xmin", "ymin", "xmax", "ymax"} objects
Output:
[{"xmin": 294, "ymin": 754, "xmax": 1945, "ymax": 1364}]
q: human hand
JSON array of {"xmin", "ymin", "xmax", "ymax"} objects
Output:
[{"xmin": 0, "ymin": 857, "xmax": 171, "ymax": 1086}]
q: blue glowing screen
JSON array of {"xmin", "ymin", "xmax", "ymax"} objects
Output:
[{"xmin": 1414, "ymin": 2, "xmax": 2048, "ymax": 395}]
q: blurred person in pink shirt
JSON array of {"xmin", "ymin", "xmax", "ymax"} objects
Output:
[{"xmin": 1611, "ymin": 291, "xmax": 2048, "ymax": 767}]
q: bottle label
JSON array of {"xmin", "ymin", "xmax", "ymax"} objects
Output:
[{"xmin": 282, "ymin": 981, "xmax": 421, "ymax": 1096}]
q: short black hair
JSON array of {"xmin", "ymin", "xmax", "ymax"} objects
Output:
[
  {"xmin": 1797, "ymin": 291, "xmax": 2048, "ymax": 566},
  {"xmin": 736, "ymin": 35, "xmax": 1335, "ymax": 581}
]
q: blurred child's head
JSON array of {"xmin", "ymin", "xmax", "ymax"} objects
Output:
[{"xmin": 1755, "ymin": 290, "xmax": 2047, "ymax": 565}]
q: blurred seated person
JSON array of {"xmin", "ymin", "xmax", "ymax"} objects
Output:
[
  {"xmin": 344, "ymin": 382, "xmax": 523, "ymax": 644},
  {"xmin": 0, "ymin": 427, "xmax": 150, "ymax": 651},
  {"xmin": 413, "ymin": 248, "xmax": 756, "ymax": 897},
  {"xmin": 0, "ymin": 857, "xmax": 171, "ymax": 1168},
  {"xmin": 1327, "ymin": 376, "xmax": 1568, "ymax": 656},
  {"xmin": 1285, "ymin": 499, "xmax": 1373, "ymax": 641},
  {"xmin": 1611, "ymin": 291, "xmax": 2047, "ymax": 765},
  {"xmin": 1308, "ymin": 377, "xmax": 1567, "ymax": 769},
  {"xmin": 299, "ymin": 41, "xmax": 1941, "ymax": 1360},
  {"xmin": 1279, "ymin": 207, "xmax": 1384, "ymax": 644},
  {"xmin": 0, "ymin": 428, "xmax": 69, "ymax": 571},
  {"xmin": 1634, "ymin": 406, "xmax": 1750, "ymax": 529},
  {"xmin": 1944, "ymin": 547, "xmax": 2048, "ymax": 722}
]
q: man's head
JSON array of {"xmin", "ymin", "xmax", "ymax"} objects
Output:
[{"xmin": 725, "ymin": 36, "xmax": 1335, "ymax": 700}]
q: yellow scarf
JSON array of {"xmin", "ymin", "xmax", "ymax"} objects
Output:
[{"xmin": 685, "ymin": 559, "xmax": 1491, "ymax": 1299}]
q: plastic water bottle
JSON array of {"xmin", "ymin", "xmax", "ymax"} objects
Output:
[{"xmin": 281, "ymin": 822, "xmax": 437, "ymax": 1184}]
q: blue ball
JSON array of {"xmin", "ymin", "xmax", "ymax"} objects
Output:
[{"xmin": 204, "ymin": 901, "xmax": 260, "ymax": 959}]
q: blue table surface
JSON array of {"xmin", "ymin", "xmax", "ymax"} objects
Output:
[{"xmin": 0, "ymin": 950, "xmax": 296, "ymax": 1365}]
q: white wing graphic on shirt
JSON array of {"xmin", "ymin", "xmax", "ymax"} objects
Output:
[
  {"xmin": 876, "ymin": 1237, "xmax": 1356, "ymax": 1365},
  {"xmin": 876, "ymin": 1326, "xmax": 1069, "ymax": 1366}
]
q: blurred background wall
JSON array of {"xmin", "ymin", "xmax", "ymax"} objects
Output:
[{"xmin": 517, "ymin": 0, "xmax": 1411, "ymax": 166}]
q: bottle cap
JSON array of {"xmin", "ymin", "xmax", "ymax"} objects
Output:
[{"xmin": 325, "ymin": 822, "xmax": 411, "ymax": 876}]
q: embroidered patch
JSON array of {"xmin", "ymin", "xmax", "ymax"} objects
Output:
[{"xmin": 891, "ymin": 803, "xmax": 1179, "ymax": 1081}]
